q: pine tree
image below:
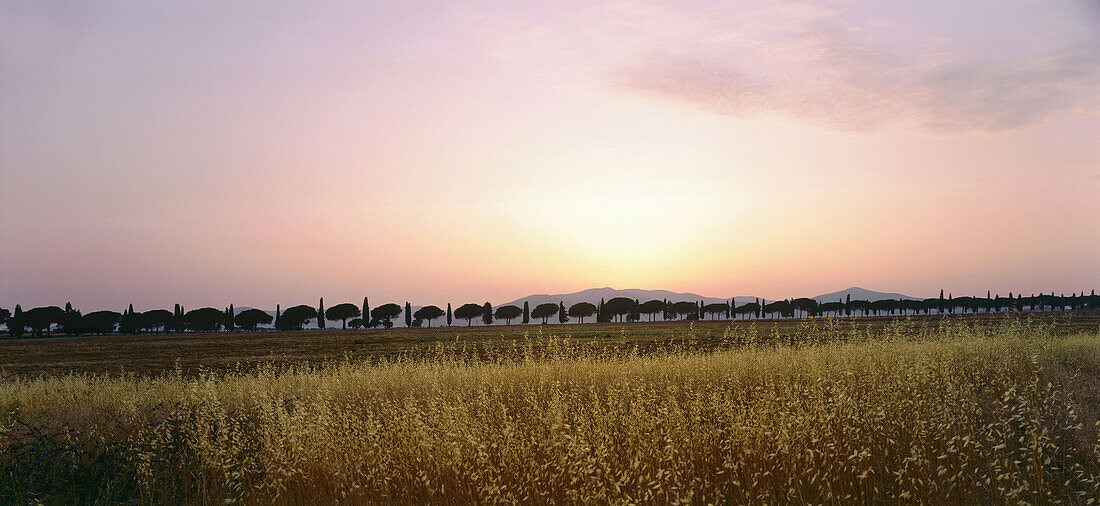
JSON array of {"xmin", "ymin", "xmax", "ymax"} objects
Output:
[
  {"xmin": 522, "ymin": 301, "xmax": 530, "ymax": 324},
  {"xmin": 482, "ymin": 302, "xmax": 493, "ymax": 325},
  {"xmin": 447, "ymin": 303, "xmax": 453, "ymax": 326}
]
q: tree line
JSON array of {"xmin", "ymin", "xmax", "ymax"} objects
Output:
[{"xmin": 1, "ymin": 290, "xmax": 1097, "ymax": 337}]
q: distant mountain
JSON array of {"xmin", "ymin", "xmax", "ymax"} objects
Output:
[
  {"xmin": 810, "ymin": 287, "xmax": 920, "ymax": 303},
  {"xmin": 503, "ymin": 287, "xmax": 753, "ymax": 308}
]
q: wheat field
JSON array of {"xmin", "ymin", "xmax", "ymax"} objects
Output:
[{"xmin": 2, "ymin": 317, "xmax": 1099, "ymax": 504}]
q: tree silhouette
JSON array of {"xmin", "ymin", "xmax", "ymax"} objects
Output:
[
  {"xmin": 494, "ymin": 305, "xmax": 522, "ymax": 324},
  {"xmin": 405, "ymin": 302, "xmax": 413, "ymax": 327},
  {"xmin": 326, "ymin": 303, "xmax": 361, "ymax": 329},
  {"xmin": 141, "ymin": 309, "xmax": 173, "ymax": 332},
  {"xmin": 702, "ymin": 302, "xmax": 728, "ymax": 320},
  {"xmin": 454, "ymin": 303, "xmax": 482, "ymax": 326},
  {"xmin": 671, "ymin": 301, "xmax": 696, "ymax": 320},
  {"xmin": 482, "ymin": 302, "xmax": 493, "ymax": 325},
  {"xmin": 362, "ymin": 297, "xmax": 370, "ymax": 327},
  {"xmin": 25, "ymin": 306, "xmax": 64, "ymax": 336},
  {"xmin": 604, "ymin": 297, "xmax": 635, "ymax": 322},
  {"xmin": 370, "ymin": 303, "xmax": 402, "ymax": 326},
  {"xmin": 568, "ymin": 302, "xmax": 596, "ymax": 323},
  {"xmin": 8, "ymin": 305, "xmax": 24, "ymax": 337},
  {"xmin": 225, "ymin": 304, "xmax": 235, "ymax": 332},
  {"xmin": 118, "ymin": 304, "xmax": 138, "ymax": 334},
  {"xmin": 82, "ymin": 310, "xmax": 120, "ymax": 335},
  {"xmin": 522, "ymin": 301, "xmax": 530, "ymax": 324},
  {"xmin": 636, "ymin": 300, "xmax": 664, "ymax": 321},
  {"xmin": 61, "ymin": 302, "xmax": 81, "ymax": 336},
  {"xmin": 279, "ymin": 305, "xmax": 316, "ymax": 331},
  {"xmin": 235, "ymin": 308, "xmax": 273, "ymax": 331},
  {"xmin": 414, "ymin": 305, "xmax": 445, "ymax": 327},
  {"xmin": 273, "ymin": 304, "xmax": 281, "ymax": 331},
  {"xmin": 348, "ymin": 318, "xmax": 364, "ymax": 329},
  {"xmin": 318, "ymin": 298, "xmax": 326, "ymax": 330},
  {"xmin": 558, "ymin": 301, "xmax": 569, "ymax": 324},
  {"xmin": 0, "ymin": 308, "xmax": 10, "ymax": 333},
  {"xmin": 184, "ymin": 307, "xmax": 225, "ymax": 332},
  {"xmin": 446, "ymin": 303, "xmax": 452, "ymax": 326},
  {"xmin": 531, "ymin": 303, "xmax": 558, "ymax": 324}
]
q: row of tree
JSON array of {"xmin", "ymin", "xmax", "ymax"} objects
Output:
[{"xmin": 2, "ymin": 290, "xmax": 1097, "ymax": 337}]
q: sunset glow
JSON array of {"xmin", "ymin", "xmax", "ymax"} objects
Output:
[{"xmin": 2, "ymin": 0, "xmax": 1098, "ymax": 310}]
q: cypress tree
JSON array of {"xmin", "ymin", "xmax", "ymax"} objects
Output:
[
  {"xmin": 11, "ymin": 305, "xmax": 23, "ymax": 337},
  {"xmin": 405, "ymin": 302, "xmax": 412, "ymax": 327},
  {"xmin": 482, "ymin": 302, "xmax": 493, "ymax": 325},
  {"xmin": 362, "ymin": 297, "xmax": 369, "ymax": 327},
  {"xmin": 227, "ymin": 304, "xmax": 235, "ymax": 332},
  {"xmin": 558, "ymin": 301, "xmax": 568, "ymax": 324},
  {"xmin": 274, "ymin": 304, "xmax": 281, "ymax": 330},
  {"xmin": 522, "ymin": 301, "xmax": 530, "ymax": 324},
  {"xmin": 447, "ymin": 303, "xmax": 453, "ymax": 326},
  {"xmin": 317, "ymin": 298, "xmax": 326, "ymax": 329}
]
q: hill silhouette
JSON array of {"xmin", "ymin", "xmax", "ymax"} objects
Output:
[{"xmin": 810, "ymin": 287, "xmax": 920, "ymax": 303}]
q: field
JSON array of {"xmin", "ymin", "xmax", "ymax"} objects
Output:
[
  {"xmin": 2, "ymin": 314, "xmax": 1099, "ymax": 503},
  {"xmin": 3, "ymin": 312, "xmax": 1099, "ymax": 378}
]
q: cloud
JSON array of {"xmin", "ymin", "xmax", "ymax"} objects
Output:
[{"xmin": 602, "ymin": 3, "xmax": 1100, "ymax": 134}]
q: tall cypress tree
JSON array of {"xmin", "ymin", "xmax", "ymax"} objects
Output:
[
  {"xmin": 11, "ymin": 305, "xmax": 23, "ymax": 337},
  {"xmin": 362, "ymin": 297, "xmax": 369, "ymax": 327},
  {"xmin": 482, "ymin": 302, "xmax": 493, "ymax": 325},
  {"xmin": 522, "ymin": 301, "xmax": 529, "ymax": 324},
  {"xmin": 318, "ymin": 298, "xmax": 326, "ymax": 329},
  {"xmin": 227, "ymin": 304, "xmax": 235, "ymax": 331},
  {"xmin": 405, "ymin": 302, "xmax": 412, "ymax": 327},
  {"xmin": 447, "ymin": 303, "xmax": 452, "ymax": 326},
  {"xmin": 274, "ymin": 304, "xmax": 281, "ymax": 330},
  {"xmin": 558, "ymin": 301, "xmax": 568, "ymax": 324}
]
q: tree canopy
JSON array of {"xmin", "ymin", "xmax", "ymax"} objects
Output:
[
  {"xmin": 279, "ymin": 305, "xmax": 316, "ymax": 331},
  {"xmin": 567, "ymin": 302, "xmax": 596, "ymax": 323},
  {"xmin": 494, "ymin": 305, "xmax": 522, "ymax": 324},
  {"xmin": 325, "ymin": 303, "xmax": 361, "ymax": 329},
  {"xmin": 414, "ymin": 305, "xmax": 445, "ymax": 326},
  {"xmin": 370, "ymin": 303, "xmax": 402, "ymax": 323},
  {"xmin": 531, "ymin": 303, "xmax": 558, "ymax": 324},
  {"xmin": 184, "ymin": 307, "xmax": 225, "ymax": 332},
  {"xmin": 454, "ymin": 303, "xmax": 483, "ymax": 326},
  {"xmin": 235, "ymin": 308, "xmax": 273, "ymax": 331}
]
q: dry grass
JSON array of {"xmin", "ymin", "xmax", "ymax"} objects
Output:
[{"xmin": 2, "ymin": 317, "xmax": 1099, "ymax": 504}]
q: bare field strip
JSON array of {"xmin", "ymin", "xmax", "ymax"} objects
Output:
[{"xmin": 2, "ymin": 312, "xmax": 1097, "ymax": 378}]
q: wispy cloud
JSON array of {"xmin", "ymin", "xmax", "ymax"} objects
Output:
[{"xmin": 591, "ymin": 1, "xmax": 1100, "ymax": 134}]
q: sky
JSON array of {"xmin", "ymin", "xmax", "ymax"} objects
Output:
[{"xmin": 1, "ymin": 0, "xmax": 1098, "ymax": 311}]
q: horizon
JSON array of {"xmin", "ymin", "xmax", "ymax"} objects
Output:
[
  {"xmin": 4, "ymin": 285, "xmax": 1092, "ymax": 314},
  {"xmin": 3, "ymin": 0, "xmax": 1099, "ymax": 309}
]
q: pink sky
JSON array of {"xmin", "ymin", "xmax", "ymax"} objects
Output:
[{"xmin": 2, "ymin": 0, "xmax": 1098, "ymax": 310}]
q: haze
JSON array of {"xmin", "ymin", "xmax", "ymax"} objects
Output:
[{"xmin": 2, "ymin": 0, "xmax": 1098, "ymax": 310}]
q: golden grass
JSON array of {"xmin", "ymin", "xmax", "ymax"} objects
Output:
[{"xmin": 2, "ymin": 318, "xmax": 1099, "ymax": 504}]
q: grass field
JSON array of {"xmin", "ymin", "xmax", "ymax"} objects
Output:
[{"xmin": 2, "ymin": 315, "xmax": 1099, "ymax": 503}]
